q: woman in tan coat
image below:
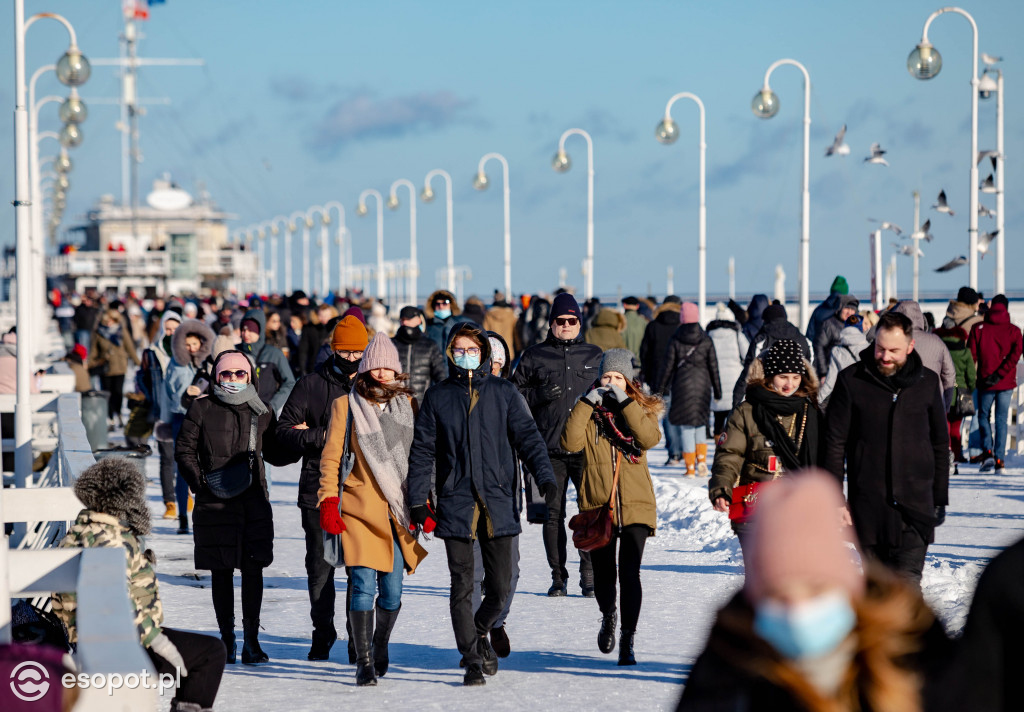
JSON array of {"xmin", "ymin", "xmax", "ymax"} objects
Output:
[
  {"xmin": 561, "ymin": 348, "xmax": 661, "ymax": 667},
  {"xmin": 318, "ymin": 333, "xmax": 427, "ymax": 687},
  {"xmin": 88, "ymin": 308, "xmax": 141, "ymax": 427}
]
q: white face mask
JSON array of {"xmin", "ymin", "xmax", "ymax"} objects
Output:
[{"xmin": 217, "ymin": 381, "xmax": 247, "ymax": 394}]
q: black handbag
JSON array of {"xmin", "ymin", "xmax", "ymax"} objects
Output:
[
  {"xmin": 202, "ymin": 413, "xmax": 258, "ymax": 499},
  {"xmin": 950, "ymin": 386, "xmax": 975, "ymax": 418}
]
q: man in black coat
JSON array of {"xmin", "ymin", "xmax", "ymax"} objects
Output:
[
  {"xmin": 391, "ymin": 306, "xmax": 447, "ymax": 402},
  {"xmin": 275, "ymin": 316, "xmax": 367, "ymax": 661},
  {"xmin": 732, "ymin": 303, "xmax": 811, "ymax": 408},
  {"xmin": 638, "ymin": 296, "xmax": 682, "ymax": 388},
  {"xmin": 510, "ymin": 292, "xmax": 603, "ymax": 597},
  {"xmin": 824, "ymin": 311, "xmax": 949, "ymax": 586},
  {"xmin": 408, "ymin": 322, "xmax": 555, "ymax": 686}
]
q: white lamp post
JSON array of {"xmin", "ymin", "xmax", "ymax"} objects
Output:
[
  {"xmin": 304, "ymin": 205, "xmax": 329, "ymax": 297},
  {"xmin": 473, "ymin": 152, "xmax": 512, "ymax": 300},
  {"xmin": 388, "ymin": 179, "xmax": 419, "ymax": 307},
  {"xmin": 752, "ymin": 59, "xmax": 811, "ymax": 329},
  {"xmin": 322, "ymin": 200, "xmax": 347, "ymax": 295},
  {"xmin": 656, "ymin": 92, "xmax": 707, "ymax": 322},
  {"xmin": 978, "ymin": 66, "xmax": 1004, "ymax": 294},
  {"xmin": 285, "ymin": 210, "xmax": 306, "ymax": 294},
  {"xmin": 552, "ymin": 128, "xmax": 595, "ymax": 300},
  {"xmin": 267, "ymin": 215, "xmax": 291, "ymax": 295},
  {"xmin": 422, "ymin": 169, "xmax": 455, "ymax": 293},
  {"xmin": 356, "ymin": 189, "xmax": 386, "ymax": 300},
  {"xmin": 908, "ymin": 7, "xmax": 981, "ymax": 289}
]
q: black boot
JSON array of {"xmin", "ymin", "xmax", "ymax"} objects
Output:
[
  {"xmin": 547, "ymin": 574, "xmax": 567, "ymax": 597},
  {"xmin": 176, "ymin": 513, "xmax": 189, "ymax": 535},
  {"xmin": 478, "ymin": 633, "xmax": 498, "ymax": 676},
  {"xmin": 580, "ymin": 569, "xmax": 596, "ymax": 598},
  {"xmin": 241, "ymin": 619, "xmax": 269, "ymax": 664},
  {"xmin": 372, "ymin": 604, "xmax": 401, "ymax": 677},
  {"xmin": 617, "ymin": 629, "xmax": 636, "ymax": 666},
  {"xmin": 489, "ymin": 625, "xmax": 510, "ymax": 658},
  {"xmin": 307, "ymin": 627, "xmax": 337, "ymax": 661},
  {"xmin": 351, "ymin": 609, "xmax": 377, "ymax": 686},
  {"xmin": 346, "ymin": 580, "xmax": 356, "ymax": 664},
  {"xmin": 463, "ymin": 663, "xmax": 485, "ymax": 686},
  {"xmin": 598, "ymin": 610, "xmax": 617, "ymax": 654},
  {"xmin": 219, "ymin": 620, "xmax": 236, "ymax": 665}
]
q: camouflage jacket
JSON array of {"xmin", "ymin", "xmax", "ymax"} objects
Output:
[{"xmin": 51, "ymin": 510, "xmax": 163, "ymax": 647}]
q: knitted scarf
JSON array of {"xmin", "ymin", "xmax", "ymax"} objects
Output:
[
  {"xmin": 349, "ymin": 391, "xmax": 415, "ymax": 528},
  {"xmin": 592, "ymin": 403, "xmax": 644, "ymax": 464},
  {"xmin": 212, "ymin": 383, "xmax": 269, "ymax": 416},
  {"xmin": 744, "ymin": 385, "xmax": 817, "ymax": 473}
]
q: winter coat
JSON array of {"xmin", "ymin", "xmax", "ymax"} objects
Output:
[
  {"xmin": 805, "ymin": 290, "xmax": 842, "ymax": 346},
  {"xmin": 891, "ymin": 301, "xmax": 956, "ymax": 396},
  {"xmin": 584, "ymin": 309, "xmax": 628, "ymax": 352},
  {"xmin": 317, "ymin": 394, "xmax": 427, "ymax": 573},
  {"xmin": 823, "ymin": 348, "xmax": 949, "ymax": 547},
  {"xmin": 658, "ymin": 324, "xmax": 722, "ymax": 427},
  {"xmin": 483, "ymin": 304, "xmax": 518, "ymax": 360},
  {"xmin": 515, "ymin": 297, "xmax": 551, "ymax": 351},
  {"xmin": 819, "ymin": 325, "xmax": 868, "ymax": 405},
  {"xmin": 813, "ymin": 294, "xmax": 860, "ymax": 378},
  {"xmin": 967, "ymin": 303, "xmax": 1023, "ymax": 392},
  {"xmin": 164, "ymin": 319, "xmax": 215, "ymax": 418},
  {"xmin": 367, "ymin": 302, "xmax": 392, "ymax": 337},
  {"xmin": 408, "ymin": 323, "xmax": 556, "ymax": 539},
  {"xmin": 510, "ymin": 331, "xmax": 603, "ymax": 453},
  {"xmin": 88, "ymin": 324, "xmax": 140, "ymax": 377},
  {"xmin": 391, "ymin": 325, "xmax": 447, "ymax": 403},
  {"xmin": 706, "ymin": 320, "xmax": 749, "ymax": 412},
  {"xmin": 733, "ymin": 318, "xmax": 812, "ymax": 409},
  {"xmin": 945, "ymin": 299, "xmax": 983, "ymax": 333},
  {"xmin": 73, "ymin": 302, "xmax": 100, "ymax": 332},
  {"xmin": 65, "ymin": 355, "xmax": 91, "ymax": 392},
  {"xmin": 175, "ymin": 382, "xmax": 290, "ymax": 570},
  {"xmin": 639, "ymin": 302, "xmax": 682, "ymax": 387},
  {"xmin": 295, "ymin": 321, "xmax": 326, "ymax": 378},
  {"xmin": 276, "ymin": 356, "xmax": 355, "ymax": 510},
  {"xmin": 622, "ymin": 310, "xmax": 647, "ymax": 357},
  {"xmin": 236, "ymin": 308, "xmax": 296, "ymax": 414},
  {"xmin": 51, "ymin": 510, "xmax": 163, "ymax": 647},
  {"xmin": 136, "ymin": 312, "xmax": 179, "ymax": 421},
  {"xmin": 424, "ymin": 289, "xmax": 466, "ymax": 352},
  {"xmin": 678, "ymin": 566, "xmax": 955, "ymax": 712},
  {"xmin": 561, "ymin": 397, "xmax": 660, "ymax": 532},
  {"xmin": 934, "ymin": 326, "xmax": 977, "ymax": 392},
  {"xmin": 741, "ymin": 294, "xmax": 769, "ymax": 344}
]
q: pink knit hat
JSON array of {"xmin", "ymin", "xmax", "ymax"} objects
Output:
[
  {"xmin": 215, "ymin": 351, "xmax": 252, "ymax": 381},
  {"xmin": 680, "ymin": 302, "xmax": 700, "ymax": 324},
  {"xmin": 358, "ymin": 332, "xmax": 402, "ymax": 374},
  {"xmin": 744, "ymin": 469, "xmax": 865, "ymax": 603}
]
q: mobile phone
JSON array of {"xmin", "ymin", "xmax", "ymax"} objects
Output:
[{"xmin": 195, "ymin": 377, "xmax": 209, "ymax": 392}]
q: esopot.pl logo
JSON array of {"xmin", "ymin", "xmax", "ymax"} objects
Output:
[{"xmin": 10, "ymin": 660, "xmax": 51, "ymax": 702}]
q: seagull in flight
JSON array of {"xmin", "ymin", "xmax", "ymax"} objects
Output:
[
  {"xmin": 981, "ymin": 173, "xmax": 996, "ymax": 193},
  {"xmin": 894, "ymin": 242, "xmax": 924, "ymax": 258},
  {"xmin": 977, "ymin": 150, "xmax": 1001, "ymax": 164},
  {"xmin": 864, "ymin": 143, "xmax": 888, "ymax": 166},
  {"xmin": 979, "ymin": 203, "xmax": 996, "ymax": 218},
  {"xmin": 825, "ymin": 124, "xmax": 850, "ymax": 156},
  {"xmin": 869, "ymin": 218, "xmax": 902, "ymax": 235},
  {"xmin": 981, "ymin": 52, "xmax": 1003, "ymax": 66},
  {"xmin": 977, "ymin": 230, "xmax": 999, "ymax": 257},
  {"xmin": 932, "ymin": 189, "xmax": 955, "ymax": 216},
  {"xmin": 911, "ymin": 219, "xmax": 934, "ymax": 242},
  {"xmin": 935, "ymin": 255, "xmax": 968, "ymax": 272}
]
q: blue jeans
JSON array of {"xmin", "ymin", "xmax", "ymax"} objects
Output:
[
  {"xmin": 680, "ymin": 425, "xmax": 704, "ymax": 453},
  {"xmin": 75, "ymin": 329, "xmax": 91, "ymax": 350},
  {"xmin": 661, "ymin": 394, "xmax": 683, "ymax": 458},
  {"xmin": 978, "ymin": 389, "xmax": 1013, "ymax": 458},
  {"xmin": 350, "ymin": 535, "xmax": 404, "ymax": 611}
]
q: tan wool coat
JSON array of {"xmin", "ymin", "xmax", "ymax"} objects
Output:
[
  {"xmin": 318, "ymin": 394, "xmax": 427, "ymax": 574},
  {"xmin": 561, "ymin": 398, "xmax": 660, "ymax": 532}
]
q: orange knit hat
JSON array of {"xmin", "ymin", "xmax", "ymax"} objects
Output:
[{"xmin": 331, "ymin": 315, "xmax": 369, "ymax": 351}]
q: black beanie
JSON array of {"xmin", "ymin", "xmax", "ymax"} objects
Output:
[
  {"xmin": 762, "ymin": 304, "xmax": 788, "ymax": 322},
  {"xmin": 761, "ymin": 339, "xmax": 806, "ymax": 378},
  {"xmin": 399, "ymin": 306, "xmax": 421, "ymax": 321},
  {"xmin": 957, "ymin": 286, "xmax": 980, "ymax": 305},
  {"xmin": 550, "ymin": 293, "xmax": 581, "ymax": 323}
]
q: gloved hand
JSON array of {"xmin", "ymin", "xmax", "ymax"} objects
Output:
[
  {"xmin": 539, "ymin": 481, "xmax": 558, "ymax": 503},
  {"xmin": 607, "ymin": 383, "xmax": 630, "ymax": 404},
  {"xmin": 410, "ymin": 503, "xmax": 437, "ymax": 533},
  {"xmin": 149, "ymin": 633, "xmax": 189, "ymax": 677},
  {"xmin": 582, "ymin": 386, "xmax": 607, "ymax": 406},
  {"xmin": 934, "ymin": 505, "xmax": 946, "ymax": 527},
  {"xmin": 319, "ymin": 497, "xmax": 346, "ymax": 535},
  {"xmin": 538, "ymin": 382, "xmax": 563, "ymax": 403}
]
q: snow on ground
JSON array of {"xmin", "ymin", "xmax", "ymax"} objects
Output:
[{"xmin": 140, "ymin": 439, "xmax": 1024, "ymax": 711}]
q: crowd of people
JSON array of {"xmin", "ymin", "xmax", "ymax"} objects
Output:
[{"xmin": 34, "ymin": 279, "xmax": 1022, "ymax": 710}]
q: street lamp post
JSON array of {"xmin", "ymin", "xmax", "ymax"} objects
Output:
[
  {"xmin": 267, "ymin": 215, "xmax": 290, "ymax": 295},
  {"xmin": 322, "ymin": 201, "xmax": 347, "ymax": 295},
  {"xmin": 752, "ymin": 59, "xmax": 811, "ymax": 330},
  {"xmin": 422, "ymin": 170, "xmax": 455, "ymax": 293},
  {"xmin": 357, "ymin": 189, "xmax": 386, "ymax": 300},
  {"xmin": 388, "ymin": 179, "xmax": 418, "ymax": 307},
  {"xmin": 908, "ymin": 7, "xmax": 980, "ymax": 289},
  {"xmin": 979, "ymin": 66, "xmax": 1005, "ymax": 294},
  {"xmin": 656, "ymin": 92, "xmax": 707, "ymax": 322},
  {"xmin": 552, "ymin": 128, "xmax": 595, "ymax": 300},
  {"xmin": 285, "ymin": 210, "xmax": 305, "ymax": 295},
  {"xmin": 305, "ymin": 205, "xmax": 328, "ymax": 297},
  {"xmin": 473, "ymin": 152, "xmax": 512, "ymax": 300}
]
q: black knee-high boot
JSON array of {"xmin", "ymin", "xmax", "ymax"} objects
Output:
[
  {"xmin": 372, "ymin": 604, "xmax": 401, "ymax": 677},
  {"xmin": 346, "ymin": 575, "xmax": 355, "ymax": 664},
  {"xmin": 210, "ymin": 570, "xmax": 235, "ymax": 664},
  {"xmin": 241, "ymin": 565, "xmax": 268, "ymax": 664},
  {"xmin": 351, "ymin": 609, "xmax": 377, "ymax": 686}
]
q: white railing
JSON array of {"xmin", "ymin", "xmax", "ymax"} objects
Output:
[
  {"xmin": 43, "ymin": 248, "xmax": 258, "ymax": 278},
  {"xmin": 345, "ymin": 259, "xmax": 419, "ymax": 307}
]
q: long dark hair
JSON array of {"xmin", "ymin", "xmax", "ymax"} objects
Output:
[{"xmin": 354, "ymin": 370, "xmax": 414, "ymax": 403}]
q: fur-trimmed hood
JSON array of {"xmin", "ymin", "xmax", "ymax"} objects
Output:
[
  {"xmin": 424, "ymin": 289, "xmax": 461, "ymax": 320},
  {"xmin": 654, "ymin": 301, "xmax": 682, "ymax": 319},
  {"xmin": 171, "ymin": 318, "xmax": 215, "ymax": 368},
  {"xmin": 73, "ymin": 458, "xmax": 151, "ymax": 536},
  {"xmin": 592, "ymin": 308, "xmax": 626, "ymax": 331}
]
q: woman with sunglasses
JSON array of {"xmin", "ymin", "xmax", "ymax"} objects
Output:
[
  {"xmin": 175, "ymin": 349, "xmax": 290, "ymax": 665},
  {"xmin": 317, "ymin": 333, "xmax": 428, "ymax": 687}
]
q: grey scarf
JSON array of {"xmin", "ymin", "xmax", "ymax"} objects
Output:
[
  {"xmin": 349, "ymin": 391, "xmax": 415, "ymax": 527},
  {"xmin": 212, "ymin": 383, "xmax": 269, "ymax": 416}
]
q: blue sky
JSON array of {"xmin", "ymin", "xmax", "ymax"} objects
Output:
[{"xmin": 2, "ymin": 0, "xmax": 1020, "ymax": 300}]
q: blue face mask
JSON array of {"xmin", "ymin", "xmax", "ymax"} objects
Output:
[
  {"xmin": 753, "ymin": 591, "xmax": 856, "ymax": 660},
  {"xmin": 454, "ymin": 353, "xmax": 481, "ymax": 371},
  {"xmin": 434, "ymin": 308, "xmax": 452, "ymax": 320}
]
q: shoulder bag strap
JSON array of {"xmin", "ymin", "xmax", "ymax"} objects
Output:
[
  {"xmin": 609, "ymin": 450, "xmax": 623, "ymax": 512},
  {"xmin": 247, "ymin": 410, "xmax": 259, "ymax": 470}
]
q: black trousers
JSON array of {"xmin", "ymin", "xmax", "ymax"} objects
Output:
[
  {"xmin": 300, "ymin": 506, "xmax": 337, "ymax": 635},
  {"xmin": 158, "ymin": 439, "xmax": 176, "ymax": 504},
  {"xmin": 444, "ymin": 523, "xmax": 514, "ymax": 667},
  {"xmin": 210, "ymin": 561, "xmax": 264, "ymax": 630},
  {"xmin": 863, "ymin": 524, "xmax": 929, "ymax": 587},
  {"xmin": 543, "ymin": 453, "xmax": 592, "ymax": 583},
  {"xmin": 146, "ymin": 627, "xmax": 225, "ymax": 709},
  {"xmin": 100, "ymin": 374, "xmax": 125, "ymax": 418},
  {"xmin": 591, "ymin": 524, "xmax": 648, "ymax": 633}
]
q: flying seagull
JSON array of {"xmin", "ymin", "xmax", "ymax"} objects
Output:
[
  {"xmin": 869, "ymin": 218, "xmax": 902, "ymax": 235},
  {"xmin": 981, "ymin": 52, "xmax": 1003, "ymax": 66},
  {"xmin": 977, "ymin": 229, "xmax": 999, "ymax": 257},
  {"xmin": 932, "ymin": 189, "xmax": 955, "ymax": 216},
  {"xmin": 911, "ymin": 219, "xmax": 934, "ymax": 242},
  {"xmin": 977, "ymin": 149, "xmax": 1001, "ymax": 164},
  {"xmin": 981, "ymin": 173, "xmax": 996, "ymax": 193},
  {"xmin": 979, "ymin": 203, "xmax": 996, "ymax": 218},
  {"xmin": 864, "ymin": 143, "xmax": 888, "ymax": 166},
  {"xmin": 894, "ymin": 242, "xmax": 924, "ymax": 258},
  {"xmin": 935, "ymin": 255, "xmax": 968, "ymax": 272},
  {"xmin": 825, "ymin": 124, "xmax": 850, "ymax": 156}
]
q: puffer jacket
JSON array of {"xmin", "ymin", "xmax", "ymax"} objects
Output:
[
  {"xmin": 813, "ymin": 294, "xmax": 860, "ymax": 377},
  {"xmin": 741, "ymin": 294, "xmax": 769, "ymax": 343},
  {"xmin": 136, "ymin": 311, "xmax": 179, "ymax": 421},
  {"xmin": 510, "ymin": 330, "xmax": 603, "ymax": 453},
  {"xmin": 516, "ymin": 297, "xmax": 551, "ymax": 350},
  {"xmin": 658, "ymin": 324, "xmax": 722, "ymax": 427},
  {"xmin": 805, "ymin": 290, "xmax": 842, "ymax": 345},
  {"xmin": 391, "ymin": 324, "xmax": 447, "ymax": 402},
  {"xmin": 733, "ymin": 317, "xmax": 812, "ymax": 408},
  {"xmin": 891, "ymin": 300, "xmax": 956, "ymax": 396},
  {"xmin": 639, "ymin": 302, "xmax": 682, "ymax": 387},
  {"xmin": 164, "ymin": 318, "xmax": 215, "ymax": 418},
  {"xmin": 706, "ymin": 320, "xmax": 749, "ymax": 412},
  {"xmin": 561, "ymin": 395, "xmax": 660, "ymax": 532},
  {"xmin": 934, "ymin": 325, "xmax": 977, "ymax": 391},
  {"xmin": 408, "ymin": 323, "xmax": 556, "ymax": 539},
  {"xmin": 819, "ymin": 324, "xmax": 868, "ymax": 405},
  {"xmin": 584, "ymin": 308, "xmax": 628, "ymax": 352},
  {"xmin": 968, "ymin": 303, "xmax": 1023, "ymax": 392},
  {"xmin": 236, "ymin": 308, "xmax": 296, "ymax": 414}
]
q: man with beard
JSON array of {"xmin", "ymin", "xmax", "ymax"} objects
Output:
[{"xmin": 824, "ymin": 311, "xmax": 949, "ymax": 586}]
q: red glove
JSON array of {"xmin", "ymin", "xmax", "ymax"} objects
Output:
[
  {"xmin": 320, "ymin": 497, "xmax": 346, "ymax": 535},
  {"xmin": 409, "ymin": 502, "xmax": 437, "ymax": 533}
]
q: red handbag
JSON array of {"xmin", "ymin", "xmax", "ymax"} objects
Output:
[
  {"xmin": 569, "ymin": 451, "xmax": 622, "ymax": 552},
  {"xmin": 729, "ymin": 482, "xmax": 765, "ymax": 523}
]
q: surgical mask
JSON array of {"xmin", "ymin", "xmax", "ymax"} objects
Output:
[
  {"xmin": 434, "ymin": 308, "xmax": 452, "ymax": 320},
  {"xmin": 217, "ymin": 381, "xmax": 247, "ymax": 394},
  {"xmin": 454, "ymin": 353, "xmax": 481, "ymax": 371},
  {"xmin": 753, "ymin": 591, "xmax": 856, "ymax": 660}
]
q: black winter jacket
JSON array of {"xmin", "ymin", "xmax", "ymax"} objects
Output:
[
  {"xmin": 639, "ymin": 304, "xmax": 682, "ymax": 387},
  {"xmin": 510, "ymin": 331, "xmax": 603, "ymax": 453},
  {"xmin": 657, "ymin": 324, "xmax": 722, "ymax": 427},
  {"xmin": 392, "ymin": 325, "xmax": 447, "ymax": 403},
  {"xmin": 408, "ymin": 323, "xmax": 555, "ymax": 539},
  {"xmin": 732, "ymin": 318, "xmax": 812, "ymax": 408},
  {"xmin": 823, "ymin": 348, "xmax": 949, "ymax": 547},
  {"xmin": 276, "ymin": 356, "xmax": 354, "ymax": 510}
]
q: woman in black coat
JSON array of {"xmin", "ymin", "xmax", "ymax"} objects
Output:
[
  {"xmin": 657, "ymin": 303, "xmax": 722, "ymax": 476},
  {"xmin": 176, "ymin": 349, "xmax": 291, "ymax": 666}
]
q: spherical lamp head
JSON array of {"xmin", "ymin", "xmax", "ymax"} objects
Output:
[
  {"xmin": 355, "ymin": 202, "xmax": 368, "ymax": 217},
  {"xmin": 59, "ymin": 94, "xmax": 88, "ymax": 124},
  {"xmin": 473, "ymin": 171, "xmax": 489, "ymax": 191},
  {"xmin": 56, "ymin": 47, "xmax": 91, "ymax": 87},
  {"xmin": 59, "ymin": 123, "xmax": 83, "ymax": 148},
  {"xmin": 751, "ymin": 89, "xmax": 780, "ymax": 119},
  {"xmin": 270, "ymin": 225, "xmax": 280, "ymax": 236},
  {"xmin": 386, "ymin": 194, "xmax": 400, "ymax": 210},
  {"xmin": 552, "ymin": 149, "xmax": 571, "ymax": 173},
  {"xmin": 304, "ymin": 216, "xmax": 314, "ymax": 229},
  {"xmin": 56, "ymin": 174, "xmax": 70, "ymax": 191},
  {"xmin": 55, "ymin": 152, "xmax": 73, "ymax": 174},
  {"xmin": 420, "ymin": 186, "xmax": 435, "ymax": 203},
  {"xmin": 655, "ymin": 118, "xmax": 679, "ymax": 144},
  {"xmin": 907, "ymin": 42, "xmax": 942, "ymax": 80}
]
